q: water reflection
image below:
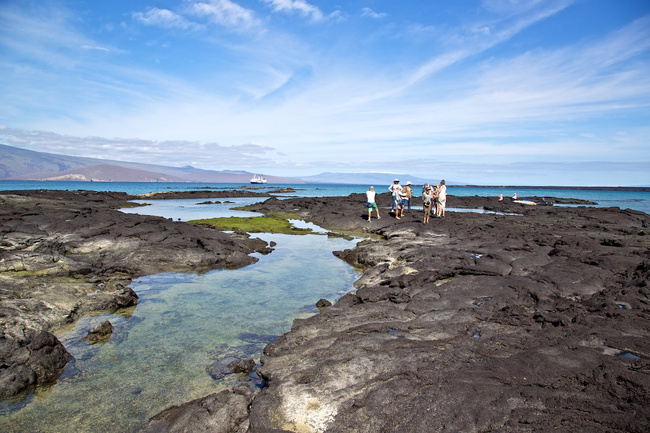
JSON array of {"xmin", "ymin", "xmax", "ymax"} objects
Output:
[
  {"xmin": 0, "ymin": 231, "xmax": 360, "ymax": 433},
  {"xmin": 120, "ymin": 197, "xmax": 265, "ymax": 221}
]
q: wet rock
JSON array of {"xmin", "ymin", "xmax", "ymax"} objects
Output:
[
  {"xmin": 81, "ymin": 320, "xmax": 114, "ymax": 345},
  {"xmin": 239, "ymin": 332, "xmax": 279, "ymax": 345},
  {"xmin": 142, "ymin": 389, "xmax": 252, "ymax": 433},
  {"xmin": 206, "ymin": 360, "xmax": 234, "ymax": 380},
  {"xmin": 228, "ymin": 358, "xmax": 256, "ymax": 375},
  {"xmin": 315, "ymin": 298, "xmax": 332, "ymax": 310},
  {"xmin": 208, "ymin": 356, "xmax": 257, "ymax": 379},
  {"xmin": 0, "ymin": 330, "xmax": 71, "ymax": 399}
]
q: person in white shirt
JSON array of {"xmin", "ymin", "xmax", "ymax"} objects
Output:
[
  {"xmin": 365, "ymin": 186, "xmax": 381, "ymax": 221},
  {"xmin": 403, "ymin": 181, "xmax": 413, "ymax": 212},
  {"xmin": 388, "ymin": 179, "xmax": 403, "ymax": 217},
  {"xmin": 437, "ymin": 179, "xmax": 447, "ymax": 217}
]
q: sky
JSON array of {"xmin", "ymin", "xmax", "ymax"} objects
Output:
[{"xmin": 1, "ymin": 0, "xmax": 649, "ymax": 186}]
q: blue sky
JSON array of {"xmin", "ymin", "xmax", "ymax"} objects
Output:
[{"xmin": 1, "ymin": 0, "xmax": 649, "ymax": 185}]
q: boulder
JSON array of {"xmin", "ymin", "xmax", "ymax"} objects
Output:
[
  {"xmin": 142, "ymin": 389, "xmax": 252, "ymax": 433},
  {"xmin": 228, "ymin": 358, "xmax": 256, "ymax": 375},
  {"xmin": 315, "ymin": 298, "xmax": 332, "ymax": 311},
  {"xmin": 0, "ymin": 330, "xmax": 71, "ymax": 399},
  {"xmin": 81, "ymin": 320, "xmax": 114, "ymax": 345}
]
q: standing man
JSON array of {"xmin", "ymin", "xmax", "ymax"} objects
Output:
[
  {"xmin": 404, "ymin": 181, "xmax": 413, "ymax": 213},
  {"xmin": 388, "ymin": 179, "xmax": 403, "ymax": 216},
  {"xmin": 365, "ymin": 186, "xmax": 381, "ymax": 222},
  {"xmin": 422, "ymin": 184, "xmax": 434, "ymax": 223}
]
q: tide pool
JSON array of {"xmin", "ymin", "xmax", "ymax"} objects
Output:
[
  {"xmin": 120, "ymin": 196, "xmax": 266, "ymax": 221},
  {"xmin": 0, "ymin": 222, "xmax": 361, "ymax": 433}
]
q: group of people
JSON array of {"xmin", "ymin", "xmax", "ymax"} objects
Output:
[
  {"xmin": 365, "ymin": 179, "xmax": 447, "ymax": 223},
  {"xmin": 421, "ymin": 181, "xmax": 446, "ymax": 223}
]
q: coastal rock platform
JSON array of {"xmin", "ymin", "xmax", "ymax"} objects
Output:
[
  {"xmin": 0, "ymin": 190, "xmax": 269, "ymax": 399},
  {"xmin": 158, "ymin": 193, "xmax": 649, "ymax": 432}
]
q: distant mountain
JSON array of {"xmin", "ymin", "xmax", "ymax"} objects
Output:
[
  {"xmin": 298, "ymin": 172, "xmax": 438, "ymax": 185},
  {"xmin": 0, "ymin": 144, "xmax": 436, "ymax": 185},
  {"xmin": 0, "ymin": 143, "xmax": 98, "ymax": 179},
  {"xmin": 0, "ymin": 144, "xmax": 299, "ymax": 183},
  {"xmin": 35, "ymin": 164, "xmax": 189, "ymax": 182}
]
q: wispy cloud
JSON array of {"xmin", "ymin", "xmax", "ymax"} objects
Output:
[
  {"xmin": 361, "ymin": 8, "xmax": 387, "ymax": 19},
  {"xmin": 133, "ymin": 8, "xmax": 203, "ymax": 30},
  {"xmin": 191, "ymin": 0, "xmax": 261, "ymax": 29},
  {"xmin": 1, "ymin": 0, "xmax": 649, "ymax": 185},
  {"xmin": 131, "ymin": 1, "xmax": 262, "ymax": 32},
  {"xmin": 0, "ymin": 3, "xmax": 117, "ymax": 68},
  {"xmin": 405, "ymin": 0, "xmax": 575, "ymax": 88},
  {"xmin": 0, "ymin": 127, "xmax": 285, "ymax": 169},
  {"xmin": 262, "ymin": 0, "xmax": 335, "ymax": 22}
]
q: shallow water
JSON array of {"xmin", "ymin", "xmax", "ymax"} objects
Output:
[
  {"xmin": 119, "ymin": 196, "xmax": 265, "ymax": 221},
  {"xmin": 0, "ymin": 230, "xmax": 360, "ymax": 433}
]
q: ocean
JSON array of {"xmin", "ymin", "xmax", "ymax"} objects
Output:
[{"xmin": 1, "ymin": 180, "xmax": 649, "ymax": 214}]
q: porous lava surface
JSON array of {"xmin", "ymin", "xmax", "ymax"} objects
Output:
[{"xmin": 166, "ymin": 192, "xmax": 649, "ymax": 433}]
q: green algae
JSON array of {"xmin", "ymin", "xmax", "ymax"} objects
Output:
[{"xmin": 188, "ymin": 216, "xmax": 314, "ymax": 235}]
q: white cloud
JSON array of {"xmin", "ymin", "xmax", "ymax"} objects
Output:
[
  {"xmin": 361, "ymin": 8, "xmax": 387, "ymax": 19},
  {"xmin": 191, "ymin": 0, "xmax": 261, "ymax": 29},
  {"xmin": 480, "ymin": 0, "xmax": 572, "ymax": 16},
  {"xmin": 0, "ymin": 127, "xmax": 285, "ymax": 169},
  {"xmin": 81, "ymin": 45, "xmax": 111, "ymax": 52},
  {"xmin": 133, "ymin": 8, "xmax": 202, "ymax": 30},
  {"xmin": 262, "ymin": 0, "xmax": 325, "ymax": 22},
  {"xmin": 1, "ymin": 0, "xmax": 649, "ymax": 185}
]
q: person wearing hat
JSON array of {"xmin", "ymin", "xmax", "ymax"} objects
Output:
[
  {"xmin": 422, "ymin": 184, "xmax": 434, "ymax": 223},
  {"xmin": 403, "ymin": 181, "xmax": 413, "ymax": 213},
  {"xmin": 388, "ymin": 178, "xmax": 403, "ymax": 217},
  {"xmin": 365, "ymin": 186, "xmax": 381, "ymax": 222}
]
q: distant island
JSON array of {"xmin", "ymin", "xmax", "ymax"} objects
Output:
[{"xmin": 1, "ymin": 143, "xmax": 647, "ymax": 189}]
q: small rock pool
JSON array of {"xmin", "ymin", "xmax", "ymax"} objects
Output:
[{"xmin": 0, "ymin": 201, "xmax": 361, "ymax": 433}]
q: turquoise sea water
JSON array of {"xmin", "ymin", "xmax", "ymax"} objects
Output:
[{"xmin": 1, "ymin": 180, "xmax": 649, "ymax": 214}]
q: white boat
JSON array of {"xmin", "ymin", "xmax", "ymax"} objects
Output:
[{"xmin": 250, "ymin": 174, "xmax": 267, "ymax": 184}]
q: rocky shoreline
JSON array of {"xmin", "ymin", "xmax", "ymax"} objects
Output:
[
  {"xmin": 146, "ymin": 192, "xmax": 649, "ymax": 432},
  {"xmin": 0, "ymin": 190, "xmax": 270, "ymax": 399},
  {"xmin": 2, "ymin": 190, "xmax": 649, "ymax": 432}
]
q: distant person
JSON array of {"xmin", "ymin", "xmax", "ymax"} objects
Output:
[
  {"xmin": 403, "ymin": 181, "xmax": 413, "ymax": 212},
  {"xmin": 512, "ymin": 193, "xmax": 518, "ymax": 200},
  {"xmin": 432, "ymin": 184, "xmax": 440, "ymax": 216},
  {"xmin": 437, "ymin": 180, "xmax": 447, "ymax": 217},
  {"xmin": 365, "ymin": 186, "xmax": 381, "ymax": 222},
  {"xmin": 422, "ymin": 184, "xmax": 434, "ymax": 223},
  {"xmin": 395, "ymin": 187, "xmax": 405, "ymax": 219},
  {"xmin": 388, "ymin": 179, "xmax": 403, "ymax": 214},
  {"xmin": 499, "ymin": 194, "xmax": 503, "ymax": 201}
]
